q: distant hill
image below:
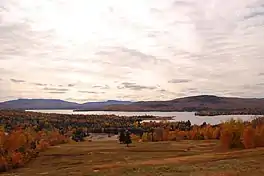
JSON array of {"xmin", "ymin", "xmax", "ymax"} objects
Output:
[
  {"xmin": 0, "ymin": 99, "xmax": 132, "ymax": 110},
  {"xmin": 77, "ymin": 100, "xmax": 133, "ymax": 111},
  {"xmin": 103, "ymin": 95, "xmax": 264, "ymax": 112},
  {"xmin": 0, "ymin": 99, "xmax": 80, "ymax": 110},
  {"xmin": 1, "ymin": 95, "xmax": 264, "ymax": 113}
]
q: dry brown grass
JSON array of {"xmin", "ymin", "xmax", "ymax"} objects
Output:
[{"xmin": 1, "ymin": 140, "xmax": 263, "ymax": 176}]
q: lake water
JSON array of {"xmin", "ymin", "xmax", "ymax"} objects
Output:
[{"xmin": 26, "ymin": 110, "xmax": 262, "ymax": 125}]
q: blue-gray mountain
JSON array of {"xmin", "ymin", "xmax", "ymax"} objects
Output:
[
  {"xmin": 0, "ymin": 99, "xmax": 132, "ymax": 110},
  {"xmin": 2, "ymin": 95, "xmax": 264, "ymax": 113}
]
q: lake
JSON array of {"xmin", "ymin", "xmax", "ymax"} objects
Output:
[{"xmin": 26, "ymin": 109, "xmax": 262, "ymax": 125}]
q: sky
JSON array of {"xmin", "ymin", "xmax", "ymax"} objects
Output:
[{"xmin": 0, "ymin": 0, "xmax": 264, "ymax": 103}]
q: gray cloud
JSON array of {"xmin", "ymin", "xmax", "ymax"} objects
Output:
[
  {"xmin": 1, "ymin": 0, "xmax": 264, "ymax": 102},
  {"xmin": 33, "ymin": 83, "xmax": 67, "ymax": 88},
  {"xmin": 118, "ymin": 82, "xmax": 157, "ymax": 91},
  {"xmin": 78, "ymin": 91, "xmax": 104, "ymax": 94},
  {"xmin": 48, "ymin": 91, "xmax": 67, "ymax": 94},
  {"xmin": 168, "ymin": 79, "xmax": 191, "ymax": 84},
  {"xmin": 10, "ymin": 79, "xmax": 26, "ymax": 83},
  {"xmin": 33, "ymin": 83, "xmax": 47, "ymax": 86},
  {"xmin": 43, "ymin": 88, "xmax": 69, "ymax": 91},
  {"xmin": 92, "ymin": 85, "xmax": 110, "ymax": 89},
  {"xmin": 68, "ymin": 84, "xmax": 75, "ymax": 87},
  {"xmin": 243, "ymin": 6, "xmax": 264, "ymax": 20},
  {"xmin": 157, "ymin": 89, "xmax": 178, "ymax": 96}
]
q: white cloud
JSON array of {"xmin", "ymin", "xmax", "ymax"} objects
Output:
[{"xmin": 1, "ymin": 0, "xmax": 264, "ymax": 102}]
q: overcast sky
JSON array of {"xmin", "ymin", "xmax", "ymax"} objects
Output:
[{"xmin": 1, "ymin": 0, "xmax": 264, "ymax": 103}]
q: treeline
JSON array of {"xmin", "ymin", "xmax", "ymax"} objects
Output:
[
  {"xmin": 0, "ymin": 128, "xmax": 68, "ymax": 172},
  {"xmin": 195, "ymin": 109, "xmax": 264, "ymax": 116},
  {"xmin": 139, "ymin": 117, "xmax": 264, "ymax": 149},
  {"xmin": 0, "ymin": 110, "xmax": 145, "ymax": 134},
  {"xmin": 0, "ymin": 110, "xmax": 180, "ymax": 136}
]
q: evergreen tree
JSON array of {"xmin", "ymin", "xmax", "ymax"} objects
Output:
[
  {"xmin": 119, "ymin": 130, "xmax": 126, "ymax": 144},
  {"xmin": 187, "ymin": 120, "xmax": 191, "ymax": 127},
  {"xmin": 124, "ymin": 130, "xmax": 132, "ymax": 147},
  {"xmin": 186, "ymin": 120, "xmax": 192, "ymax": 130}
]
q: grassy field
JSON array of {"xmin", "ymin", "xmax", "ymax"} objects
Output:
[{"xmin": 1, "ymin": 140, "xmax": 264, "ymax": 176}]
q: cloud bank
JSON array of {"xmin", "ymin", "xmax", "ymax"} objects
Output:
[{"xmin": 1, "ymin": 0, "xmax": 264, "ymax": 102}]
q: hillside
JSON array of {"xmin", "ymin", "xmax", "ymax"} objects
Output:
[
  {"xmin": 77, "ymin": 100, "xmax": 132, "ymax": 111},
  {"xmin": 103, "ymin": 95, "xmax": 264, "ymax": 112},
  {"xmin": 2, "ymin": 95, "xmax": 264, "ymax": 113},
  {"xmin": 0, "ymin": 99, "xmax": 132, "ymax": 110},
  {"xmin": 0, "ymin": 99, "xmax": 80, "ymax": 110},
  {"xmin": 6, "ymin": 140, "xmax": 264, "ymax": 176}
]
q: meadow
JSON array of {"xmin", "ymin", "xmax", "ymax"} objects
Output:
[{"xmin": 1, "ymin": 140, "xmax": 264, "ymax": 176}]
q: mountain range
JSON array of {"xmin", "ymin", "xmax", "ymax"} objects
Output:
[
  {"xmin": 103, "ymin": 95, "xmax": 264, "ymax": 112},
  {"xmin": 1, "ymin": 95, "xmax": 264, "ymax": 112},
  {"xmin": 0, "ymin": 99, "xmax": 132, "ymax": 110}
]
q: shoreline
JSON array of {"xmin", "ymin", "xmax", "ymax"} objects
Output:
[
  {"xmin": 73, "ymin": 109, "xmax": 191, "ymax": 112},
  {"xmin": 74, "ymin": 109, "xmax": 264, "ymax": 117},
  {"xmin": 15, "ymin": 109, "xmax": 264, "ymax": 117}
]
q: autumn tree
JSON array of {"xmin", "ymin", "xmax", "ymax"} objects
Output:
[
  {"xmin": 243, "ymin": 126, "xmax": 256, "ymax": 149},
  {"xmin": 220, "ymin": 119, "xmax": 244, "ymax": 149}
]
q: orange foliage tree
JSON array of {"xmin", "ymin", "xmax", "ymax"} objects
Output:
[
  {"xmin": 220, "ymin": 119, "xmax": 244, "ymax": 149},
  {"xmin": 0, "ymin": 127, "xmax": 69, "ymax": 173},
  {"xmin": 242, "ymin": 126, "xmax": 256, "ymax": 149}
]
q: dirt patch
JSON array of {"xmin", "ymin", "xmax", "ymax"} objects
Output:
[{"xmin": 85, "ymin": 133, "xmax": 118, "ymax": 141}]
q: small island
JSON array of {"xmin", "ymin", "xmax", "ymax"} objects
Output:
[{"xmin": 195, "ymin": 110, "xmax": 264, "ymax": 116}]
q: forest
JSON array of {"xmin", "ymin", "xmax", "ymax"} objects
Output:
[{"xmin": 0, "ymin": 110, "xmax": 263, "ymax": 173}]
